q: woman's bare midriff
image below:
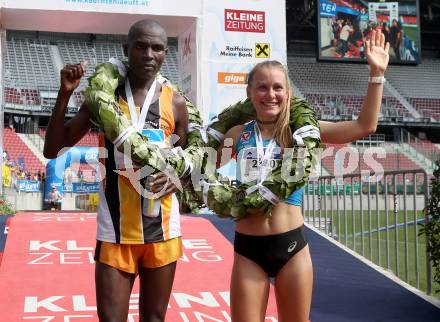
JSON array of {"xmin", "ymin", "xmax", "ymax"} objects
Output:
[{"xmin": 235, "ymin": 202, "xmax": 304, "ymax": 236}]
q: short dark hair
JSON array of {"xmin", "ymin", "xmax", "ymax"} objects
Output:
[{"xmin": 127, "ymin": 19, "xmax": 168, "ymax": 46}]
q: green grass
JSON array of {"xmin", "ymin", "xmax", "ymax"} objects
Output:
[
  {"xmin": 306, "ymin": 210, "xmax": 440, "ymax": 298},
  {"xmin": 403, "ymin": 26, "xmax": 419, "ymax": 44}
]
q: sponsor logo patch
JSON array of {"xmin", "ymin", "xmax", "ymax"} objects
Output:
[
  {"xmin": 241, "ymin": 131, "xmax": 251, "ymax": 142},
  {"xmin": 217, "ymin": 72, "xmax": 248, "ymax": 85},
  {"xmin": 225, "ymin": 9, "xmax": 266, "ymax": 33},
  {"xmin": 255, "ymin": 43, "xmax": 270, "ymax": 58}
]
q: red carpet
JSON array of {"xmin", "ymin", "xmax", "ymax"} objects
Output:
[{"xmin": 0, "ymin": 212, "xmax": 278, "ymax": 321}]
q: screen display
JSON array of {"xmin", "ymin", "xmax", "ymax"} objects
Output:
[{"xmin": 317, "ymin": 0, "xmax": 420, "ymax": 64}]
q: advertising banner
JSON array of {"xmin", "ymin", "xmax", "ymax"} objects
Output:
[
  {"xmin": 2, "ymin": 164, "xmax": 11, "ymax": 187},
  {"xmin": 17, "ymin": 180, "xmax": 41, "ymax": 193},
  {"xmin": 178, "ymin": 20, "xmax": 198, "ymax": 105},
  {"xmin": 201, "ymin": 0, "xmax": 287, "ymax": 120},
  {"xmin": 72, "ymin": 182, "xmax": 100, "ymax": 193},
  {"xmin": 0, "ymin": 214, "xmax": 279, "ymax": 321},
  {"xmin": 63, "ymin": 182, "xmax": 100, "ymax": 193},
  {"xmin": 2, "ymin": 0, "xmax": 201, "ymax": 17}
]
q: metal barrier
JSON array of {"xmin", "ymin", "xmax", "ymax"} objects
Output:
[{"xmin": 303, "ymin": 169, "xmax": 434, "ymax": 295}]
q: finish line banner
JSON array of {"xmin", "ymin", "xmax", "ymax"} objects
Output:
[
  {"xmin": 1, "ymin": 0, "xmax": 201, "ymax": 16},
  {"xmin": 201, "ymin": 0, "xmax": 287, "ymax": 120},
  {"xmin": 0, "ymin": 213, "xmax": 279, "ymax": 321}
]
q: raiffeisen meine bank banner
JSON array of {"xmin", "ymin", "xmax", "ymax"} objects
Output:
[
  {"xmin": 201, "ymin": 0, "xmax": 287, "ymax": 120},
  {"xmin": 1, "ymin": 0, "xmax": 201, "ymax": 16}
]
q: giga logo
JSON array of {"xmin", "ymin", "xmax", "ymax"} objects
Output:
[
  {"xmin": 225, "ymin": 9, "xmax": 265, "ymax": 33},
  {"xmin": 218, "ymin": 72, "xmax": 248, "ymax": 85}
]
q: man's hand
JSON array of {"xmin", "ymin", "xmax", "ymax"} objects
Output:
[
  {"xmin": 365, "ymin": 30, "xmax": 390, "ymax": 76},
  {"xmin": 60, "ymin": 61, "xmax": 87, "ymax": 94},
  {"xmin": 145, "ymin": 172, "xmax": 180, "ymax": 197}
]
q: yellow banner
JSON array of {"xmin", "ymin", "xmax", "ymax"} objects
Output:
[
  {"xmin": 2, "ymin": 164, "xmax": 11, "ymax": 187},
  {"xmin": 89, "ymin": 193, "xmax": 99, "ymax": 207}
]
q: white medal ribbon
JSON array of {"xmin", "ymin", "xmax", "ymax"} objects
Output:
[
  {"xmin": 125, "ymin": 77, "xmax": 157, "ymax": 133},
  {"xmin": 245, "ymin": 121, "xmax": 280, "ymax": 205},
  {"xmin": 206, "ymin": 127, "xmax": 224, "ymax": 143},
  {"xmin": 156, "ymin": 74, "xmax": 168, "ymax": 85},
  {"xmin": 188, "ymin": 123, "xmax": 208, "ymax": 143},
  {"xmin": 112, "ymin": 125, "xmax": 137, "ymax": 149},
  {"xmin": 254, "ymin": 121, "xmax": 277, "ymax": 182},
  {"xmin": 109, "ymin": 57, "xmax": 127, "ymax": 78},
  {"xmin": 201, "ymin": 180, "xmax": 221, "ymax": 206},
  {"xmin": 292, "ymin": 125, "xmax": 320, "ymax": 146},
  {"xmin": 245, "ymin": 184, "xmax": 280, "ymax": 205}
]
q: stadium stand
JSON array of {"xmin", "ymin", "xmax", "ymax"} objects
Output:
[
  {"xmin": 57, "ymin": 40, "xmax": 97, "ymax": 89},
  {"xmin": 2, "ymin": 31, "xmax": 439, "ymax": 179},
  {"xmin": 3, "ymin": 127, "xmax": 45, "ymax": 173},
  {"xmin": 321, "ymin": 143, "xmax": 421, "ymax": 178},
  {"xmin": 287, "ymin": 56, "xmax": 414, "ymax": 121},
  {"xmin": 4, "ymin": 38, "xmax": 59, "ymax": 90},
  {"xmin": 38, "ymin": 128, "xmax": 99, "ymax": 147},
  {"xmin": 3, "ymin": 32, "xmax": 180, "ymax": 114},
  {"xmin": 386, "ymin": 59, "xmax": 440, "ymax": 120}
]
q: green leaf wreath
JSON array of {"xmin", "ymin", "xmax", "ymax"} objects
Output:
[{"xmin": 83, "ymin": 59, "xmax": 322, "ymax": 220}]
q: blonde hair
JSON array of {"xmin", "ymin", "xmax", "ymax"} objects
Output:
[{"xmin": 247, "ymin": 60, "xmax": 293, "ymax": 148}]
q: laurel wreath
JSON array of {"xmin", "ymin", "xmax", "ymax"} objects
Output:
[{"xmin": 83, "ymin": 59, "xmax": 322, "ymax": 220}]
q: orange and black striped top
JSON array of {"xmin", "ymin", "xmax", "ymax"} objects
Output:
[{"xmin": 96, "ymin": 82, "xmax": 181, "ymax": 244}]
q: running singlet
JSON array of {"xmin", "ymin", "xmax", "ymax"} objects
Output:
[
  {"xmin": 96, "ymin": 82, "xmax": 181, "ymax": 244},
  {"xmin": 235, "ymin": 120, "xmax": 304, "ymax": 206}
]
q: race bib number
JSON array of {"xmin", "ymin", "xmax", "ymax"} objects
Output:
[{"xmin": 237, "ymin": 147, "xmax": 281, "ymax": 183}]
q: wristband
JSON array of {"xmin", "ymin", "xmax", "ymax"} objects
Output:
[{"xmin": 368, "ymin": 76, "xmax": 386, "ymax": 84}]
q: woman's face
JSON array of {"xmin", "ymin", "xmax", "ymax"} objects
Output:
[{"xmin": 247, "ymin": 67, "xmax": 288, "ymax": 122}]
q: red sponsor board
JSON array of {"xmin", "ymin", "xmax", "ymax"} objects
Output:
[
  {"xmin": 224, "ymin": 9, "xmax": 266, "ymax": 33},
  {"xmin": 0, "ymin": 213, "xmax": 279, "ymax": 321}
]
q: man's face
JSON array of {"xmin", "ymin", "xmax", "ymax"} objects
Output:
[{"xmin": 124, "ymin": 27, "xmax": 168, "ymax": 81}]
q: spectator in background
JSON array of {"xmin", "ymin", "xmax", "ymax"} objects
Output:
[
  {"xmin": 382, "ymin": 22, "xmax": 390, "ymax": 45},
  {"xmin": 3, "ymin": 150, "xmax": 9, "ymax": 161},
  {"xmin": 349, "ymin": 22, "xmax": 363, "ymax": 58},
  {"xmin": 337, "ymin": 19, "xmax": 354, "ymax": 57},
  {"xmin": 63, "ymin": 166, "xmax": 73, "ymax": 184},
  {"xmin": 48, "ymin": 185, "xmax": 62, "ymax": 210},
  {"xmin": 331, "ymin": 17, "xmax": 341, "ymax": 47},
  {"xmin": 41, "ymin": 172, "xmax": 46, "ymax": 192},
  {"xmin": 77, "ymin": 169, "xmax": 84, "ymax": 182},
  {"xmin": 390, "ymin": 19, "xmax": 402, "ymax": 60}
]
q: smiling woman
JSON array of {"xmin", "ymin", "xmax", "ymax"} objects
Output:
[{"xmin": 246, "ymin": 61, "xmax": 293, "ymax": 148}]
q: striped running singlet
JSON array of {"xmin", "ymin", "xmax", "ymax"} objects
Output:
[{"xmin": 96, "ymin": 81, "xmax": 181, "ymax": 244}]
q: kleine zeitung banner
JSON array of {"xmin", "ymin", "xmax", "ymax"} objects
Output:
[{"xmin": 201, "ymin": 0, "xmax": 287, "ymax": 120}]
